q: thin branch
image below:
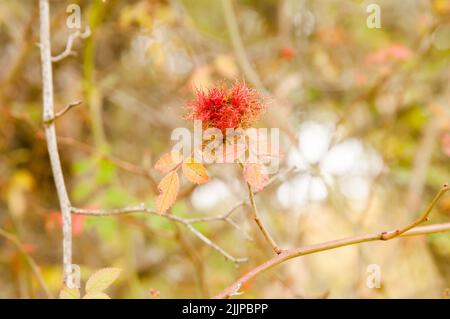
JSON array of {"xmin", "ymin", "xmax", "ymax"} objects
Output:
[
  {"xmin": 221, "ymin": 0, "xmax": 265, "ymax": 91},
  {"xmin": 51, "ymin": 26, "xmax": 91, "ymax": 62},
  {"xmin": 214, "ymin": 222, "xmax": 450, "ymax": 298},
  {"xmin": 43, "ymin": 100, "xmax": 82, "ymax": 125},
  {"xmin": 186, "ymin": 200, "xmax": 247, "ymax": 224},
  {"xmin": 225, "ymin": 217, "xmax": 253, "ymax": 241},
  {"xmin": 247, "ymin": 183, "xmax": 282, "ymax": 254},
  {"xmin": 184, "ymin": 223, "xmax": 247, "ymax": 263},
  {"xmin": 214, "ymin": 185, "xmax": 450, "ymax": 298},
  {"xmin": 70, "ymin": 205, "xmax": 247, "ymax": 264},
  {"xmin": 71, "ymin": 204, "xmax": 147, "ymax": 216},
  {"xmin": 181, "ymin": 167, "xmax": 297, "ymax": 244},
  {"xmin": 186, "ymin": 167, "xmax": 296, "ymax": 224},
  {"xmin": 380, "ymin": 183, "xmax": 449, "ymax": 240},
  {"xmin": 39, "ymin": 0, "xmax": 73, "ymax": 286},
  {"xmin": 0, "ymin": 228, "xmax": 53, "ymax": 298}
]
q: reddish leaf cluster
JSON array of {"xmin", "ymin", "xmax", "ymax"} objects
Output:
[{"xmin": 186, "ymin": 81, "xmax": 266, "ymax": 132}]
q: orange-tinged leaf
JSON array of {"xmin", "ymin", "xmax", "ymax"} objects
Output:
[
  {"xmin": 243, "ymin": 163, "xmax": 269, "ymax": 192},
  {"xmin": 154, "ymin": 151, "xmax": 182, "ymax": 173},
  {"xmin": 156, "ymin": 171, "xmax": 180, "ymax": 214},
  {"xmin": 182, "ymin": 158, "xmax": 208, "ymax": 184}
]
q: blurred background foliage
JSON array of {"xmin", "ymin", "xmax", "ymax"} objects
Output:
[{"xmin": 0, "ymin": 0, "xmax": 450, "ymax": 298}]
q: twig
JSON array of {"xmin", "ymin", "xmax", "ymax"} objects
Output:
[
  {"xmin": 186, "ymin": 200, "xmax": 247, "ymax": 224},
  {"xmin": 70, "ymin": 205, "xmax": 247, "ymax": 264},
  {"xmin": 214, "ymin": 185, "xmax": 450, "ymax": 298},
  {"xmin": 0, "ymin": 228, "xmax": 53, "ymax": 298},
  {"xmin": 221, "ymin": 0, "xmax": 265, "ymax": 91},
  {"xmin": 51, "ymin": 26, "xmax": 91, "ymax": 62},
  {"xmin": 184, "ymin": 167, "xmax": 296, "ymax": 244},
  {"xmin": 71, "ymin": 204, "xmax": 146, "ymax": 216},
  {"xmin": 186, "ymin": 167, "xmax": 296, "ymax": 224},
  {"xmin": 247, "ymin": 183, "xmax": 282, "ymax": 254},
  {"xmin": 43, "ymin": 101, "xmax": 82, "ymax": 125},
  {"xmin": 225, "ymin": 217, "xmax": 253, "ymax": 241},
  {"xmin": 380, "ymin": 183, "xmax": 449, "ymax": 240},
  {"xmin": 39, "ymin": 0, "xmax": 73, "ymax": 286},
  {"xmin": 185, "ymin": 224, "xmax": 247, "ymax": 263},
  {"xmin": 214, "ymin": 222, "xmax": 450, "ymax": 298}
]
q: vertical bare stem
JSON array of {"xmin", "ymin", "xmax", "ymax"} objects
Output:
[
  {"xmin": 221, "ymin": 0, "xmax": 265, "ymax": 91},
  {"xmin": 246, "ymin": 183, "xmax": 282, "ymax": 254},
  {"xmin": 39, "ymin": 0, "xmax": 73, "ymax": 286}
]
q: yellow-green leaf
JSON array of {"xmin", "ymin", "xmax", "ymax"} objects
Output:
[
  {"xmin": 83, "ymin": 292, "xmax": 111, "ymax": 299},
  {"xmin": 59, "ymin": 286, "xmax": 80, "ymax": 299},
  {"xmin": 85, "ymin": 268, "xmax": 121, "ymax": 293}
]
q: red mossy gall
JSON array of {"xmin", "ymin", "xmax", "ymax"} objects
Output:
[{"xmin": 186, "ymin": 81, "xmax": 266, "ymax": 132}]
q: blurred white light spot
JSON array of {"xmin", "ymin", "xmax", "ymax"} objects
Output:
[
  {"xmin": 191, "ymin": 179, "xmax": 231, "ymax": 211},
  {"xmin": 287, "ymin": 148, "xmax": 309, "ymax": 170},
  {"xmin": 298, "ymin": 121, "xmax": 332, "ymax": 163},
  {"xmin": 321, "ymin": 138, "xmax": 383, "ymax": 177},
  {"xmin": 280, "ymin": 120, "xmax": 384, "ymax": 207},
  {"xmin": 321, "ymin": 139, "xmax": 363, "ymax": 176},
  {"xmin": 277, "ymin": 182, "xmax": 294, "ymax": 208},
  {"xmin": 339, "ymin": 176, "xmax": 370, "ymax": 202},
  {"xmin": 309, "ymin": 176, "xmax": 328, "ymax": 201},
  {"xmin": 276, "ymin": 174, "xmax": 327, "ymax": 208}
]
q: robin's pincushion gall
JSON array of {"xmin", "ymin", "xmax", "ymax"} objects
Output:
[{"xmin": 186, "ymin": 81, "xmax": 266, "ymax": 133}]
